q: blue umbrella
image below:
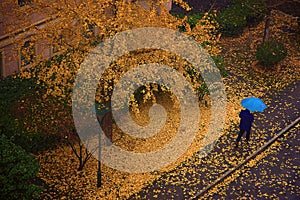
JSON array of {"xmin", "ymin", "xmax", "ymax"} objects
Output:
[{"xmin": 241, "ymin": 97, "xmax": 267, "ymax": 112}]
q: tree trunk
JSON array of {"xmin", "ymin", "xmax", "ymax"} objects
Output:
[
  {"xmin": 67, "ymin": 133, "xmax": 94, "ymax": 171},
  {"xmin": 78, "ymin": 161, "xmax": 84, "ymax": 171},
  {"xmin": 263, "ymin": 1, "xmax": 272, "ymax": 42},
  {"xmin": 77, "ymin": 142, "xmax": 84, "ymax": 171}
]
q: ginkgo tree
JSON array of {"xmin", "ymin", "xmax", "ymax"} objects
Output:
[{"xmin": 8, "ymin": 0, "xmax": 222, "ymax": 170}]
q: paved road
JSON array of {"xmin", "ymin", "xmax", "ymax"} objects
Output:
[
  {"xmin": 128, "ymin": 81, "xmax": 300, "ymax": 199},
  {"xmin": 219, "ymin": 128, "xmax": 299, "ymax": 200}
]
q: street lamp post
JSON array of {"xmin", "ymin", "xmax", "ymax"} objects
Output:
[
  {"xmin": 97, "ymin": 150, "xmax": 102, "ymax": 187},
  {"xmin": 95, "ymin": 104, "xmax": 110, "ymax": 188}
]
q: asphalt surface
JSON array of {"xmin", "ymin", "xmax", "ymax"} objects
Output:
[
  {"xmin": 128, "ymin": 81, "xmax": 300, "ymax": 199},
  {"xmin": 128, "ymin": 1, "xmax": 300, "ymax": 198}
]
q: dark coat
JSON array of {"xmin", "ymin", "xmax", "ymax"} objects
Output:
[{"xmin": 239, "ymin": 109, "xmax": 254, "ymax": 131}]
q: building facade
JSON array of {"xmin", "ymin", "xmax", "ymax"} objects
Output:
[{"xmin": 0, "ymin": 0, "xmax": 172, "ymax": 78}]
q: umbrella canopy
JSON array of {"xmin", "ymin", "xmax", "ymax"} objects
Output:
[{"xmin": 241, "ymin": 97, "xmax": 267, "ymax": 112}]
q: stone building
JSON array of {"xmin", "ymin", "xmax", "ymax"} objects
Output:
[{"xmin": 0, "ymin": 0, "xmax": 172, "ymax": 77}]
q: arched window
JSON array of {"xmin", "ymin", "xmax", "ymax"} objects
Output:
[{"xmin": 18, "ymin": 0, "xmax": 31, "ymax": 7}]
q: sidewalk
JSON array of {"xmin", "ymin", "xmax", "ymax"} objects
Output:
[{"xmin": 128, "ymin": 80, "xmax": 300, "ymax": 199}]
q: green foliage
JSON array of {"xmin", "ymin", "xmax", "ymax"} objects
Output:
[
  {"xmin": 0, "ymin": 75, "xmax": 39, "ymax": 108},
  {"xmin": 171, "ymin": 12, "xmax": 212, "ymax": 31},
  {"xmin": 231, "ymin": 0, "xmax": 266, "ymax": 15},
  {"xmin": 132, "ymin": 84, "xmax": 166, "ymax": 105},
  {"xmin": 195, "ymin": 56, "xmax": 226, "ymax": 101},
  {"xmin": 196, "ymin": 83, "xmax": 209, "ymax": 101},
  {"xmin": 129, "ymin": 54, "xmax": 226, "ymax": 103},
  {"xmin": 170, "ymin": 12, "xmax": 184, "ymax": 19},
  {"xmin": 0, "ymin": 76, "xmax": 37, "ymax": 151},
  {"xmin": 172, "ymin": 0, "xmax": 266, "ymax": 37},
  {"xmin": 216, "ymin": 4, "xmax": 247, "ymax": 37},
  {"xmin": 0, "ymin": 76, "xmax": 60, "ymax": 153},
  {"xmin": 216, "ymin": 0, "xmax": 266, "ymax": 37},
  {"xmin": 8, "ymin": 125, "xmax": 60, "ymax": 153},
  {"xmin": 186, "ymin": 13, "xmax": 205, "ymax": 29},
  {"xmin": 0, "ymin": 134, "xmax": 43, "ymax": 200},
  {"xmin": 212, "ymin": 56, "xmax": 227, "ymax": 77},
  {"xmin": 256, "ymin": 40, "xmax": 287, "ymax": 67}
]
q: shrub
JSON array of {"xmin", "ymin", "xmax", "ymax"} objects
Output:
[
  {"xmin": 212, "ymin": 56, "xmax": 227, "ymax": 77},
  {"xmin": 217, "ymin": 0, "xmax": 266, "ymax": 37},
  {"xmin": 171, "ymin": 12, "xmax": 214, "ymax": 32},
  {"xmin": 186, "ymin": 13, "xmax": 205, "ymax": 29},
  {"xmin": 256, "ymin": 40, "xmax": 287, "ymax": 67},
  {"xmin": 216, "ymin": 4, "xmax": 247, "ymax": 37},
  {"xmin": 0, "ymin": 75, "xmax": 60, "ymax": 153},
  {"xmin": 231, "ymin": 0, "xmax": 266, "ymax": 15},
  {"xmin": 0, "ymin": 75, "xmax": 39, "ymax": 107},
  {"xmin": 0, "ymin": 134, "xmax": 42, "ymax": 200}
]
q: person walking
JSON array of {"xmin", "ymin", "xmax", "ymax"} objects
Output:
[{"xmin": 236, "ymin": 108, "xmax": 254, "ymax": 148}]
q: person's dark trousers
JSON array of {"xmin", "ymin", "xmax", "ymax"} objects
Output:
[{"xmin": 235, "ymin": 129, "xmax": 251, "ymax": 147}]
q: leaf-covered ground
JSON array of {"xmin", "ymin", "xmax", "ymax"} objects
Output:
[
  {"xmin": 127, "ymin": 10, "xmax": 300, "ymax": 199},
  {"xmin": 34, "ymin": 10, "xmax": 300, "ymax": 199},
  {"xmin": 129, "ymin": 81, "xmax": 300, "ymax": 199},
  {"xmin": 205, "ymin": 125, "xmax": 299, "ymax": 199}
]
